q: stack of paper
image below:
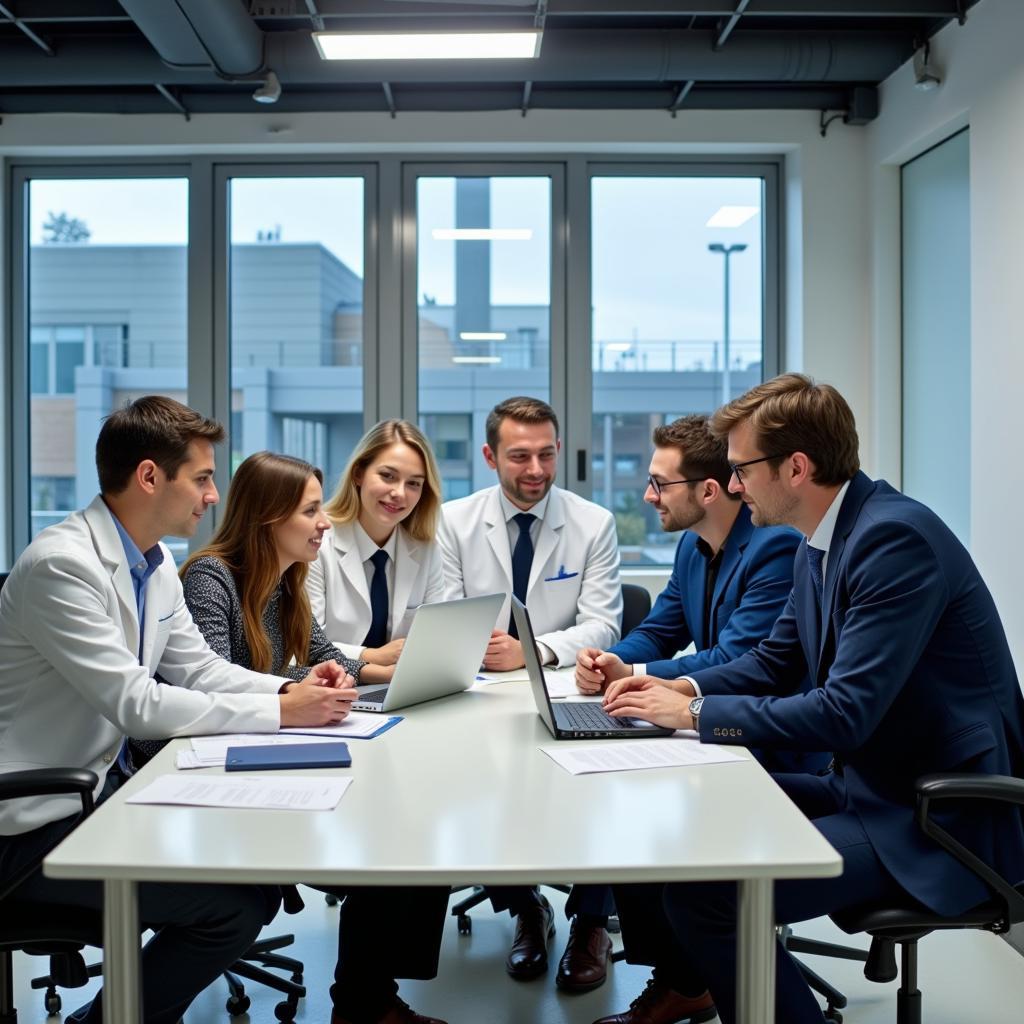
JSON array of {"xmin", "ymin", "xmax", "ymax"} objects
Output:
[
  {"xmin": 541, "ymin": 738, "xmax": 744, "ymax": 776},
  {"xmin": 127, "ymin": 773, "xmax": 352, "ymax": 811}
]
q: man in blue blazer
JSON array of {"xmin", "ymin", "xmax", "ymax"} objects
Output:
[
  {"xmin": 598, "ymin": 374, "xmax": 1024, "ymax": 1024},
  {"xmin": 563, "ymin": 414, "xmax": 804, "ymax": 995}
]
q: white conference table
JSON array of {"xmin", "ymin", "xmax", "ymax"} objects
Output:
[{"xmin": 45, "ymin": 673, "xmax": 842, "ymax": 1023}]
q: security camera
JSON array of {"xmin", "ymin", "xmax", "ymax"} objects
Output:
[{"xmin": 253, "ymin": 70, "xmax": 282, "ymax": 105}]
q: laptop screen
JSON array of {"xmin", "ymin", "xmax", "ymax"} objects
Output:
[{"xmin": 511, "ymin": 596, "xmax": 558, "ymax": 734}]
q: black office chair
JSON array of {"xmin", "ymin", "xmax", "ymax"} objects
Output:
[
  {"xmin": 449, "ymin": 583, "xmax": 653, "ymax": 935},
  {"xmin": 0, "ymin": 768, "xmax": 103, "ymax": 1023},
  {"xmin": 787, "ymin": 772, "xmax": 1024, "ymax": 1024}
]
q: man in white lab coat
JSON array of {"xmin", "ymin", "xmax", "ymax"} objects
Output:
[
  {"xmin": 438, "ymin": 395, "xmax": 622, "ymax": 982},
  {"xmin": 0, "ymin": 396, "xmax": 355, "ymax": 1024}
]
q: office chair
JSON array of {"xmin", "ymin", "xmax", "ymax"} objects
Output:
[
  {"xmin": 449, "ymin": 583, "xmax": 653, "ymax": 935},
  {"xmin": 787, "ymin": 772, "xmax": 1024, "ymax": 1024},
  {"xmin": 0, "ymin": 767, "xmax": 103, "ymax": 1023}
]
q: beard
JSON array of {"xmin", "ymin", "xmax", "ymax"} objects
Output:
[{"xmin": 658, "ymin": 501, "xmax": 705, "ymax": 533}]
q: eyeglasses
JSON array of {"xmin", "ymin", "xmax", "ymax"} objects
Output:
[
  {"xmin": 646, "ymin": 474, "xmax": 708, "ymax": 499},
  {"xmin": 728, "ymin": 453, "xmax": 791, "ymax": 483}
]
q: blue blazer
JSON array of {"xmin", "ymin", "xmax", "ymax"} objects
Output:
[
  {"xmin": 610, "ymin": 503, "xmax": 800, "ymax": 680},
  {"xmin": 693, "ymin": 472, "xmax": 1024, "ymax": 916}
]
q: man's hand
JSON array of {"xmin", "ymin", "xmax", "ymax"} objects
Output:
[
  {"xmin": 483, "ymin": 629, "xmax": 525, "ymax": 671},
  {"xmin": 279, "ymin": 667, "xmax": 358, "ymax": 727},
  {"xmin": 362, "ymin": 638, "xmax": 405, "ymax": 666},
  {"xmin": 603, "ymin": 673, "xmax": 695, "ymax": 704},
  {"xmin": 602, "ymin": 675, "xmax": 695, "ymax": 731},
  {"xmin": 575, "ymin": 648, "xmax": 631, "ymax": 694},
  {"xmin": 360, "ymin": 662, "xmax": 395, "ymax": 685}
]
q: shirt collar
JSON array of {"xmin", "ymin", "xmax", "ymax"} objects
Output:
[
  {"xmin": 498, "ymin": 488, "xmax": 549, "ymax": 525},
  {"xmin": 353, "ymin": 519, "xmax": 398, "ymax": 564},
  {"xmin": 808, "ymin": 479, "xmax": 852, "ymax": 555},
  {"xmin": 106, "ymin": 503, "xmax": 164, "ymax": 582}
]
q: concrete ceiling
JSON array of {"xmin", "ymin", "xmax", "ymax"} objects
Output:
[{"xmin": 0, "ymin": 1, "xmax": 978, "ymax": 120}]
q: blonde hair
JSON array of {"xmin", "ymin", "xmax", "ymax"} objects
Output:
[
  {"xmin": 324, "ymin": 420, "xmax": 442, "ymax": 543},
  {"xmin": 182, "ymin": 451, "xmax": 321, "ymax": 673},
  {"xmin": 709, "ymin": 373, "xmax": 860, "ymax": 486}
]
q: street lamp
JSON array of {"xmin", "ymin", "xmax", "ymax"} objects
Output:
[{"xmin": 708, "ymin": 242, "xmax": 747, "ymax": 405}]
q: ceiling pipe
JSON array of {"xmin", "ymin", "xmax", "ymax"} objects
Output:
[
  {"xmin": 0, "ymin": 27, "xmax": 909, "ymax": 86},
  {"xmin": 117, "ymin": 0, "xmax": 264, "ymax": 77}
]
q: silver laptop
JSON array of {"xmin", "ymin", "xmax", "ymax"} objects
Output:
[
  {"xmin": 352, "ymin": 593, "xmax": 504, "ymax": 713},
  {"xmin": 512, "ymin": 596, "xmax": 674, "ymax": 740}
]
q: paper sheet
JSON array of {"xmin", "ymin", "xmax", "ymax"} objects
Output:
[
  {"xmin": 126, "ymin": 773, "xmax": 352, "ymax": 811},
  {"xmin": 540, "ymin": 738, "xmax": 744, "ymax": 776},
  {"xmin": 280, "ymin": 711, "xmax": 398, "ymax": 739}
]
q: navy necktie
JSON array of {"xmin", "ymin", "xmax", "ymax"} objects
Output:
[
  {"xmin": 806, "ymin": 545, "xmax": 825, "ymax": 606},
  {"xmin": 508, "ymin": 512, "xmax": 536, "ymax": 637},
  {"xmin": 363, "ymin": 549, "xmax": 390, "ymax": 649}
]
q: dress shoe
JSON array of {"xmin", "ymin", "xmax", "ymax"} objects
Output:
[
  {"xmin": 331, "ymin": 994, "xmax": 448, "ymax": 1024},
  {"xmin": 505, "ymin": 894, "xmax": 556, "ymax": 980},
  {"xmin": 592, "ymin": 976, "xmax": 716, "ymax": 1024},
  {"xmin": 556, "ymin": 917, "xmax": 613, "ymax": 992}
]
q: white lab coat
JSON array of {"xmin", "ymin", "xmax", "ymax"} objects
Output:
[
  {"xmin": 437, "ymin": 485, "xmax": 622, "ymax": 667},
  {"xmin": 0, "ymin": 496, "xmax": 285, "ymax": 834},
  {"xmin": 306, "ymin": 521, "xmax": 445, "ymax": 659}
]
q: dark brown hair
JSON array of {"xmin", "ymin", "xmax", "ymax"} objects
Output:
[
  {"xmin": 652, "ymin": 414, "xmax": 739, "ymax": 499},
  {"xmin": 182, "ymin": 452, "xmax": 321, "ymax": 673},
  {"xmin": 96, "ymin": 396, "xmax": 224, "ymax": 495},
  {"xmin": 709, "ymin": 373, "xmax": 860, "ymax": 486},
  {"xmin": 485, "ymin": 396, "xmax": 560, "ymax": 452}
]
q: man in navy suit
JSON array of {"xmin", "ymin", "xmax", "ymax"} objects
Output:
[
  {"xmin": 561, "ymin": 414, "xmax": 802, "ymax": 994},
  {"xmin": 597, "ymin": 374, "xmax": 1024, "ymax": 1024}
]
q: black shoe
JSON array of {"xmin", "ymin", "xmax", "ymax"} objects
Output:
[{"xmin": 506, "ymin": 895, "xmax": 556, "ymax": 980}]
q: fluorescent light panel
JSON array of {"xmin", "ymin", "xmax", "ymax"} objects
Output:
[
  {"xmin": 432, "ymin": 228, "xmax": 533, "ymax": 241},
  {"xmin": 459, "ymin": 332, "xmax": 507, "ymax": 341},
  {"xmin": 314, "ymin": 30, "xmax": 542, "ymax": 61},
  {"xmin": 452, "ymin": 356, "xmax": 501, "ymax": 365},
  {"xmin": 706, "ymin": 205, "xmax": 760, "ymax": 228}
]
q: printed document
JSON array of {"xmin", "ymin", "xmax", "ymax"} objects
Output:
[
  {"xmin": 127, "ymin": 773, "xmax": 352, "ymax": 811},
  {"xmin": 541, "ymin": 738, "xmax": 745, "ymax": 776}
]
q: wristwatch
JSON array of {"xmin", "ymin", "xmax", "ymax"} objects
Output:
[{"xmin": 688, "ymin": 696, "xmax": 704, "ymax": 731}]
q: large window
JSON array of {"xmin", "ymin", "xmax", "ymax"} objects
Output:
[
  {"xmin": 23, "ymin": 176, "xmax": 188, "ymax": 547},
  {"xmin": 227, "ymin": 176, "xmax": 367, "ymax": 488},
  {"xmin": 590, "ymin": 173, "xmax": 767, "ymax": 564},
  {"xmin": 6, "ymin": 158, "xmax": 775, "ymax": 569}
]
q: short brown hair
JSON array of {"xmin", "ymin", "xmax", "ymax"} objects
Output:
[
  {"xmin": 709, "ymin": 373, "xmax": 860, "ymax": 486},
  {"xmin": 96, "ymin": 396, "xmax": 225, "ymax": 495},
  {"xmin": 325, "ymin": 420, "xmax": 442, "ymax": 543},
  {"xmin": 485, "ymin": 396, "xmax": 559, "ymax": 452},
  {"xmin": 652, "ymin": 414, "xmax": 738, "ymax": 499}
]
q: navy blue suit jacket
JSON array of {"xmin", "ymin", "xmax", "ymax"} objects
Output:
[
  {"xmin": 609, "ymin": 503, "xmax": 799, "ymax": 679},
  {"xmin": 692, "ymin": 473, "xmax": 1024, "ymax": 916}
]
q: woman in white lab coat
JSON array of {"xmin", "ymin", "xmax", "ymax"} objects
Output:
[{"xmin": 308, "ymin": 419, "xmax": 445, "ymax": 677}]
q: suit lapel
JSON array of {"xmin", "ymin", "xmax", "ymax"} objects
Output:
[
  {"xmin": 335, "ymin": 523, "xmax": 372, "ymax": 614},
  {"xmin": 708, "ymin": 505, "xmax": 752, "ymax": 636},
  {"xmin": 683, "ymin": 535, "xmax": 708, "ymax": 649},
  {"xmin": 484, "ymin": 488, "xmax": 514, "ymax": 586},
  {"xmin": 528, "ymin": 489, "xmax": 564, "ymax": 596},
  {"xmin": 84, "ymin": 497, "xmax": 141, "ymax": 656},
  {"xmin": 392, "ymin": 529, "xmax": 423, "ymax": 624}
]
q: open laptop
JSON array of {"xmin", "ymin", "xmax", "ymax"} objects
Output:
[
  {"xmin": 351, "ymin": 593, "xmax": 504, "ymax": 713},
  {"xmin": 511, "ymin": 596, "xmax": 674, "ymax": 739}
]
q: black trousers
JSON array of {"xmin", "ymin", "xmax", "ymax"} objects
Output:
[
  {"xmin": 314, "ymin": 884, "xmax": 449, "ymax": 1019},
  {"xmin": 0, "ymin": 811, "xmax": 277, "ymax": 1024}
]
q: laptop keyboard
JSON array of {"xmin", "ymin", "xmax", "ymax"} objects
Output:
[
  {"xmin": 557, "ymin": 701, "xmax": 635, "ymax": 730},
  {"xmin": 357, "ymin": 687, "xmax": 388, "ymax": 704}
]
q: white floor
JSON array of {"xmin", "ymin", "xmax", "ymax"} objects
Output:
[{"xmin": 11, "ymin": 887, "xmax": 1024, "ymax": 1023}]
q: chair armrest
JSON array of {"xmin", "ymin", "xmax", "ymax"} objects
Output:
[
  {"xmin": 916, "ymin": 772, "xmax": 1024, "ymax": 929},
  {"xmin": 0, "ymin": 768, "xmax": 99, "ymax": 815}
]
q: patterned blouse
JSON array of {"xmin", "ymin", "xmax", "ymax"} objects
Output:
[{"xmin": 181, "ymin": 555, "xmax": 364, "ymax": 681}]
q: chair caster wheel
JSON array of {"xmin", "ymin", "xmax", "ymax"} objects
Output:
[
  {"xmin": 274, "ymin": 997, "xmax": 298, "ymax": 1021},
  {"xmin": 824, "ymin": 1009, "xmax": 843, "ymax": 1023},
  {"xmin": 324, "ymin": 893, "xmax": 339, "ymax": 906},
  {"xmin": 44, "ymin": 992, "xmax": 62, "ymax": 1015},
  {"xmin": 457, "ymin": 914, "xmax": 472, "ymax": 935},
  {"xmin": 226, "ymin": 993, "xmax": 250, "ymax": 1015}
]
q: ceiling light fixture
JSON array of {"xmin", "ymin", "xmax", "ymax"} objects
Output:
[
  {"xmin": 706, "ymin": 205, "xmax": 759, "ymax": 228},
  {"xmin": 314, "ymin": 31, "xmax": 542, "ymax": 62},
  {"xmin": 252, "ymin": 70, "xmax": 282, "ymax": 104},
  {"xmin": 913, "ymin": 43, "xmax": 942, "ymax": 92},
  {"xmin": 453, "ymin": 356, "xmax": 502, "ymax": 365},
  {"xmin": 432, "ymin": 228, "xmax": 533, "ymax": 241},
  {"xmin": 459, "ymin": 332, "xmax": 508, "ymax": 341}
]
